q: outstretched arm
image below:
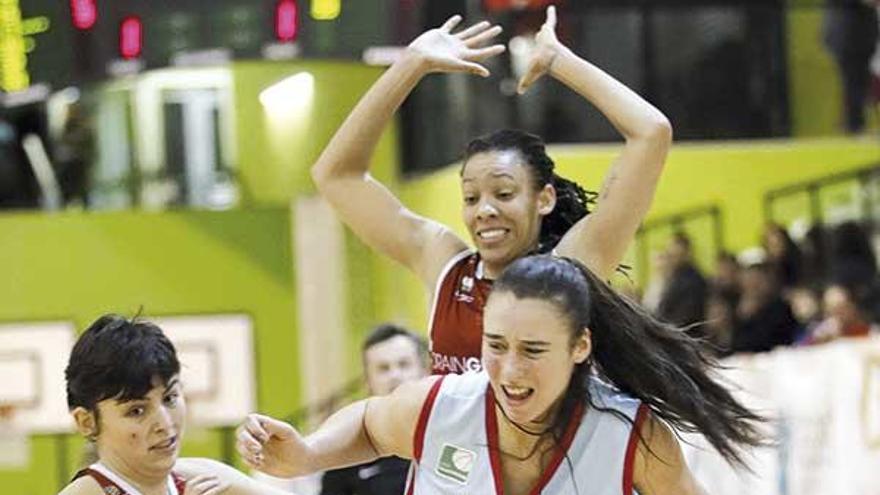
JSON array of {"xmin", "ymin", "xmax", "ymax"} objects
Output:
[
  {"xmin": 174, "ymin": 458, "xmax": 298, "ymax": 495},
  {"xmin": 311, "ymin": 17, "xmax": 505, "ymax": 287},
  {"xmin": 520, "ymin": 7, "xmax": 672, "ymax": 279},
  {"xmin": 236, "ymin": 377, "xmax": 438, "ymax": 478}
]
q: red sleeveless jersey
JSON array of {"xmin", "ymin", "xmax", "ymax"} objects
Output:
[
  {"xmin": 429, "ymin": 251, "xmax": 493, "ymax": 374},
  {"xmin": 74, "ymin": 465, "xmax": 187, "ymax": 494}
]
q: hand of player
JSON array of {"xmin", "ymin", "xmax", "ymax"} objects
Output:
[
  {"xmin": 405, "ymin": 15, "xmax": 506, "ymax": 78},
  {"xmin": 183, "ymin": 475, "xmax": 230, "ymax": 495},
  {"xmin": 518, "ymin": 6, "xmax": 565, "ymax": 93},
  {"xmin": 236, "ymin": 413, "xmax": 308, "ymax": 478}
]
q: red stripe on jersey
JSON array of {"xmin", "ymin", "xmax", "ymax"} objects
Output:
[
  {"xmin": 413, "ymin": 376, "xmax": 446, "ymax": 462},
  {"xmin": 529, "ymin": 400, "xmax": 585, "ymax": 495},
  {"xmin": 622, "ymin": 403, "xmax": 649, "ymax": 494}
]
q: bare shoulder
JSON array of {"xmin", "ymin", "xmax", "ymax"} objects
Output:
[
  {"xmin": 175, "ymin": 458, "xmax": 294, "ymax": 495},
  {"xmin": 174, "ymin": 457, "xmax": 227, "ymax": 477},
  {"xmin": 417, "ymin": 224, "xmax": 469, "ymax": 291},
  {"xmin": 57, "ymin": 476, "xmax": 101, "ymax": 495},
  {"xmin": 633, "ymin": 414, "xmax": 707, "ymax": 495},
  {"xmin": 367, "ymin": 375, "xmax": 443, "ymax": 458}
]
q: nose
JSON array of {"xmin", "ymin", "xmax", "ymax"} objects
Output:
[
  {"xmin": 154, "ymin": 406, "xmax": 175, "ymax": 433},
  {"xmin": 499, "ymin": 353, "xmax": 527, "ymax": 382},
  {"xmin": 477, "ymin": 199, "xmax": 498, "ymax": 219}
]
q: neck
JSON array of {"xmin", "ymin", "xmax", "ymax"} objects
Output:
[
  {"xmin": 493, "ymin": 397, "xmax": 565, "ymax": 460},
  {"xmin": 98, "ymin": 451, "xmax": 169, "ymax": 495},
  {"xmin": 481, "ymin": 242, "xmax": 540, "ymax": 280},
  {"xmin": 482, "ymin": 261, "xmax": 505, "ymax": 281}
]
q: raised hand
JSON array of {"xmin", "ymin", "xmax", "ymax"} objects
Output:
[
  {"xmin": 236, "ymin": 413, "xmax": 305, "ymax": 478},
  {"xmin": 517, "ymin": 6, "xmax": 564, "ymax": 93},
  {"xmin": 183, "ymin": 475, "xmax": 230, "ymax": 495},
  {"xmin": 406, "ymin": 15, "xmax": 506, "ymax": 78}
]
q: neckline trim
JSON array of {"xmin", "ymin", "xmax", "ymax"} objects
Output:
[{"xmin": 484, "ymin": 385, "xmax": 585, "ymax": 495}]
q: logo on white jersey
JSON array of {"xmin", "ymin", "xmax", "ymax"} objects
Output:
[{"xmin": 436, "ymin": 443, "xmax": 476, "ymax": 484}]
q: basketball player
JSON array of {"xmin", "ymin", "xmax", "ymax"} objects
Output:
[
  {"xmin": 237, "ymin": 256, "xmax": 765, "ymax": 494},
  {"xmin": 58, "ymin": 314, "xmax": 296, "ymax": 495},
  {"xmin": 311, "ymin": 7, "xmax": 672, "ymax": 375}
]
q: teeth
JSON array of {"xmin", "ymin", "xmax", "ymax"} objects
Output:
[
  {"xmin": 479, "ymin": 229, "xmax": 506, "ymax": 240},
  {"xmin": 503, "ymin": 385, "xmax": 532, "ymax": 399}
]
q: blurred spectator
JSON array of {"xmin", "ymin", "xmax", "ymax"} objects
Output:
[
  {"xmin": 822, "ymin": 0, "xmax": 879, "ymax": 134},
  {"xmin": 732, "ymin": 263, "xmax": 798, "ymax": 353},
  {"xmin": 704, "ymin": 290, "xmax": 736, "ymax": 357},
  {"xmin": 763, "ymin": 223, "xmax": 802, "ymax": 291},
  {"xmin": 828, "ymin": 221, "xmax": 880, "ymax": 318},
  {"xmin": 0, "ymin": 117, "xmax": 38, "ymax": 208},
  {"xmin": 712, "ymin": 251, "xmax": 742, "ymax": 308},
  {"xmin": 642, "ymin": 251, "xmax": 672, "ymax": 313},
  {"xmin": 802, "ymin": 284, "xmax": 876, "ymax": 344},
  {"xmin": 800, "ymin": 224, "xmax": 830, "ymax": 290},
  {"xmin": 656, "ymin": 232, "xmax": 709, "ymax": 334},
  {"xmin": 320, "ymin": 323, "xmax": 428, "ymax": 495},
  {"xmin": 54, "ymin": 103, "xmax": 94, "ymax": 206},
  {"xmin": 788, "ymin": 286, "xmax": 824, "ymax": 344}
]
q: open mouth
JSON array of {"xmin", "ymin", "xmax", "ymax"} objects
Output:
[
  {"xmin": 477, "ymin": 228, "xmax": 509, "ymax": 243},
  {"xmin": 501, "ymin": 384, "xmax": 534, "ymax": 403},
  {"xmin": 150, "ymin": 435, "xmax": 178, "ymax": 453}
]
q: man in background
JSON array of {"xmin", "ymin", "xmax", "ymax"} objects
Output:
[{"xmin": 320, "ymin": 323, "xmax": 428, "ymax": 495}]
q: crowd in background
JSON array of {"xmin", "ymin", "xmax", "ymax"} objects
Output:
[{"xmin": 642, "ymin": 220, "xmax": 879, "ymax": 356}]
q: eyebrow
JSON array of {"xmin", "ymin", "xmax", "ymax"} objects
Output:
[
  {"xmin": 484, "ymin": 334, "xmax": 551, "ymax": 346},
  {"xmin": 164, "ymin": 378, "xmax": 181, "ymax": 392},
  {"xmin": 113, "ymin": 377, "xmax": 181, "ymax": 404},
  {"xmin": 461, "ymin": 172, "xmax": 517, "ymax": 183}
]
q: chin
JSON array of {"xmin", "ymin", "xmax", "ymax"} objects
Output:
[{"xmin": 479, "ymin": 247, "xmax": 519, "ymax": 268}]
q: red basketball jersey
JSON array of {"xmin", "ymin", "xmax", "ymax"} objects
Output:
[{"xmin": 429, "ymin": 251, "xmax": 493, "ymax": 374}]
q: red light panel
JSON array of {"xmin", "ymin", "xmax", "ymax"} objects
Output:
[
  {"xmin": 275, "ymin": 0, "xmax": 298, "ymax": 42},
  {"xmin": 70, "ymin": 0, "xmax": 97, "ymax": 30},
  {"xmin": 483, "ymin": 0, "xmax": 556, "ymax": 13},
  {"xmin": 119, "ymin": 16, "xmax": 143, "ymax": 59}
]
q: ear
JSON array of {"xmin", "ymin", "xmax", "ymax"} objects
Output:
[
  {"xmin": 537, "ymin": 183, "xmax": 556, "ymax": 216},
  {"xmin": 572, "ymin": 328, "xmax": 592, "ymax": 364},
  {"xmin": 72, "ymin": 407, "xmax": 98, "ymax": 439}
]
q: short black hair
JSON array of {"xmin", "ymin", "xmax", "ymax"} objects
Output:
[
  {"xmin": 66, "ymin": 314, "xmax": 180, "ymax": 412},
  {"xmin": 361, "ymin": 323, "xmax": 427, "ymax": 358}
]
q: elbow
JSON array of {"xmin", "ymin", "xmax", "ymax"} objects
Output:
[
  {"xmin": 310, "ymin": 161, "xmax": 327, "ymax": 188},
  {"xmin": 647, "ymin": 116, "xmax": 673, "ymax": 145},
  {"xmin": 311, "ymin": 159, "xmax": 336, "ymax": 193}
]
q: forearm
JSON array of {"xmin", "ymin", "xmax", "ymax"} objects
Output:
[
  {"xmin": 550, "ymin": 46, "xmax": 670, "ymax": 140},
  {"xmin": 300, "ymin": 400, "xmax": 382, "ymax": 474},
  {"xmin": 312, "ymin": 53, "xmax": 426, "ymax": 184}
]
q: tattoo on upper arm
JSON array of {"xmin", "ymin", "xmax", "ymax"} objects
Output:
[{"xmin": 600, "ymin": 172, "xmax": 618, "ymax": 200}]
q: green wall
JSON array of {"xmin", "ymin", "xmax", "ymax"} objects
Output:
[
  {"xmin": 0, "ymin": 208, "xmax": 298, "ymax": 493},
  {"xmin": 231, "ymin": 58, "xmax": 403, "ymax": 374},
  {"xmin": 0, "ymin": 60, "xmax": 405, "ymax": 493},
  {"xmin": 232, "ymin": 60, "xmax": 398, "ymax": 205}
]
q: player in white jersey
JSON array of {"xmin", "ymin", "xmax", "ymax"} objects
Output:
[{"xmin": 237, "ymin": 256, "xmax": 766, "ymax": 494}]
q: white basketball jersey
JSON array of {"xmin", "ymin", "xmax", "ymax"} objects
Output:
[{"xmin": 406, "ymin": 371, "xmax": 647, "ymax": 495}]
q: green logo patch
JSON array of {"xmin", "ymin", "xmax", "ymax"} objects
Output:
[{"xmin": 436, "ymin": 443, "xmax": 476, "ymax": 484}]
